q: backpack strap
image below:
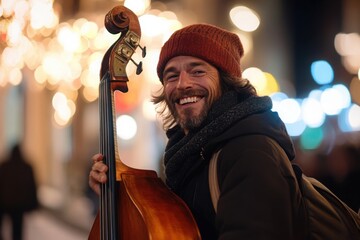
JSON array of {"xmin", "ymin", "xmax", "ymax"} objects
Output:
[{"xmin": 209, "ymin": 149, "xmax": 222, "ymax": 213}]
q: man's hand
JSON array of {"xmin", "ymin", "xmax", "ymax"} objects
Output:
[{"xmin": 89, "ymin": 153, "xmax": 108, "ymax": 195}]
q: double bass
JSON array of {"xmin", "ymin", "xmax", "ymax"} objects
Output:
[{"xmin": 88, "ymin": 5, "xmax": 201, "ymax": 240}]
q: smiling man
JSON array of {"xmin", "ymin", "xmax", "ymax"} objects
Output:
[
  {"xmin": 90, "ymin": 24, "xmax": 305, "ymax": 239},
  {"xmin": 162, "ymin": 56, "xmax": 221, "ymax": 134}
]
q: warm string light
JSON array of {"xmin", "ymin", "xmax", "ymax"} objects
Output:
[{"xmin": 0, "ymin": 0, "xmax": 182, "ymax": 128}]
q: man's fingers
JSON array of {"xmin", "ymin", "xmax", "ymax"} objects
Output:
[
  {"xmin": 92, "ymin": 161, "xmax": 108, "ymax": 173},
  {"xmin": 89, "ymin": 174, "xmax": 101, "ymax": 195},
  {"xmin": 89, "ymin": 153, "xmax": 108, "ymax": 195},
  {"xmin": 92, "ymin": 153, "xmax": 104, "ymax": 163},
  {"xmin": 90, "ymin": 167, "xmax": 107, "ymax": 183}
]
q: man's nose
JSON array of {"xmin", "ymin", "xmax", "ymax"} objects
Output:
[{"xmin": 176, "ymin": 71, "xmax": 192, "ymax": 89}]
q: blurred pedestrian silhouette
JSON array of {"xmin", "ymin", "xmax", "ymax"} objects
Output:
[{"xmin": 0, "ymin": 144, "xmax": 38, "ymax": 240}]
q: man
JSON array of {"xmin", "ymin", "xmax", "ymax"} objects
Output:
[
  {"xmin": 89, "ymin": 24, "xmax": 304, "ymax": 239},
  {"xmin": 0, "ymin": 144, "xmax": 38, "ymax": 240}
]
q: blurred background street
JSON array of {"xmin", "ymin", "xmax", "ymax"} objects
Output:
[
  {"xmin": 0, "ymin": 0, "xmax": 359, "ymax": 239},
  {"xmin": 1, "ymin": 209, "xmax": 88, "ymax": 240}
]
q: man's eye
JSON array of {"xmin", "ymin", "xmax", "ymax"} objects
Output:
[
  {"xmin": 192, "ymin": 70, "xmax": 205, "ymax": 76},
  {"xmin": 165, "ymin": 74, "xmax": 178, "ymax": 82}
]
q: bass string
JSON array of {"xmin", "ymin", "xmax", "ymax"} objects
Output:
[{"xmin": 99, "ymin": 73, "xmax": 119, "ymax": 240}]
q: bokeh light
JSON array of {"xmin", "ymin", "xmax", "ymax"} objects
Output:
[
  {"xmin": 270, "ymin": 92, "xmax": 288, "ymax": 113},
  {"xmin": 263, "ymin": 72, "xmax": 280, "ymax": 95},
  {"xmin": 301, "ymin": 98, "xmax": 325, "ymax": 128},
  {"xmin": 243, "ymin": 67, "xmax": 268, "ymax": 95},
  {"xmin": 116, "ymin": 115, "xmax": 138, "ymax": 140},
  {"xmin": 347, "ymin": 104, "xmax": 360, "ymax": 130},
  {"xmin": 311, "ymin": 60, "xmax": 334, "ymax": 85},
  {"xmin": 277, "ymin": 98, "xmax": 301, "ymax": 124},
  {"xmin": 284, "ymin": 119, "xmax": 306, "ymax": 137},
  {"xmin": 52, "ymin": 92, "xmax": 76, "ymax": 126},
  {"xmin": 124, "ymin": 0, "xmax": 151, "ymax": 16},
  {"xmin": 338, "ymin": 104, "xmax": 360, "ymax": 132},
  {"xmin": 300, "ymin": 127, "xmax": 324, "ymax": 150},
  {"xmin": 320, "ymin": 87, "xmax": 344, "ymax": 115},
  {"xmin": 334, "ymin": 32, "xmax": 360, "ymax": 74},
  {"xmin": 230, "ymin": 6, "xmax": 260, "ymax": 32}
]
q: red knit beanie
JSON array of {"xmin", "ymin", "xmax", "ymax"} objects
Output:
[{"xmin": 157, "ymin": 23, "xmax": 244, "ymax": 82}]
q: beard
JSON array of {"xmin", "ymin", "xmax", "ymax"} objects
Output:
[
  {"xmin": 177, "ymin": 101, "xmax": 210, "ymax": 131},
  {"xmin": 167, "ymin": 88, "xmax": 211, "ymax": 132}
]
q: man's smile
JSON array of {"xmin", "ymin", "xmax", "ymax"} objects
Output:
[{"xmin": 178, "ymin": 96, "xmax": 203, "ymax": 105}]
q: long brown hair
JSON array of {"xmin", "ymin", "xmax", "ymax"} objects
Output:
[{"xmin": 151, "ymin": 71, "xmax": 257, "ymax": 131}]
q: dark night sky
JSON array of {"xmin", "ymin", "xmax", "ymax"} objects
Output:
[{"xmin": 283, "ymin": 0, "xmax": 348, "ymax": 98}]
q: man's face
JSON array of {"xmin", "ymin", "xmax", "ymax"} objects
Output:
[{"xmin": 163, "ymin": 56, "xmax": 221, "ymax": 134}]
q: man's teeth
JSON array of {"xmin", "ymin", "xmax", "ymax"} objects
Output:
[{"xmin": 179, "ymin": 97, "xmax": 199, "ymax": 105}]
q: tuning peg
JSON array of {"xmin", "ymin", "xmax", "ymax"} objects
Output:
[
  {"xmin": 136, "ymin": 61, "xmax": 143, "ymax": 75},
  {"xmin": 130, "ymin": 58, "xmax": 143, "ymax": 75},
  {"xmin": 139, "ymin": 45, "xmax": 146, "ymax": 58}
]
